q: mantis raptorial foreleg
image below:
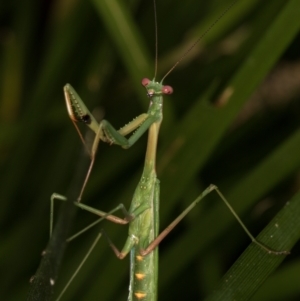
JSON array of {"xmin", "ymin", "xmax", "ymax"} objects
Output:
[{"xmin": 64, "ymin": 84, "xmax": 164, "ymax": 201}]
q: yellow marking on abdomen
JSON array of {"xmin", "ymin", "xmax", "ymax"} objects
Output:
[
  {"xmin": 135, "ymin": 273, "xmax": 145, "ymax": 280},
  {"xmin": 134, "ymin": 292, "xmax": 147, "ymax": 300},
  {"xmin": 136, "ymin": 255, "xmax": 143, "ymax": 261}
]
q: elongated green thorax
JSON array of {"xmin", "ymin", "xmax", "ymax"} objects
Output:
[{"xmin": 141, "ymin": 78, "xmax": 173, "ymax": 167}]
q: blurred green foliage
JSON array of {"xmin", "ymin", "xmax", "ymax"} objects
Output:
[{"xmin": 1, "ymin": 0, "xmax": 300, "ymax": 300}]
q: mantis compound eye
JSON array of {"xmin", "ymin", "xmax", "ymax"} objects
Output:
[
  {"xmin": 141, "ymin": 78, "xmax": 151, "ymax": 87},
  {"xmin": 162, "ymin": 85, "xmax": 173, "ymax": 95}
]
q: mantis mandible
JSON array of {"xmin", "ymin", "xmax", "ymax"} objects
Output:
[{"xmin": 51, "ymin": 1, "xmax": 289, "ymax": 300}]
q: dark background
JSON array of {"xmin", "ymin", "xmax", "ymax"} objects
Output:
[{"xmin": 1, "ymin": 0, "xmax": 300, "ymax": 300}]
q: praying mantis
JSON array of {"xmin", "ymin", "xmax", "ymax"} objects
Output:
[{"xmin": 48, "ymin": 0, "xmax": 298, "ymax": 298}]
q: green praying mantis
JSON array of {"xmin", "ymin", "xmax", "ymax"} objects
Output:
[{"xmin": 51, "ymin": 1, "xmax": 290, "ymax": 301}]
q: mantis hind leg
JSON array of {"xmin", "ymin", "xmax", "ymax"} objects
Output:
[
  {"xmin": 54, "ymin": 232, "xmax": 102, "ymax": 301},
  {"xmin": 140, "ymin": 184, "xmax": 290, "ymax": 256}
]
